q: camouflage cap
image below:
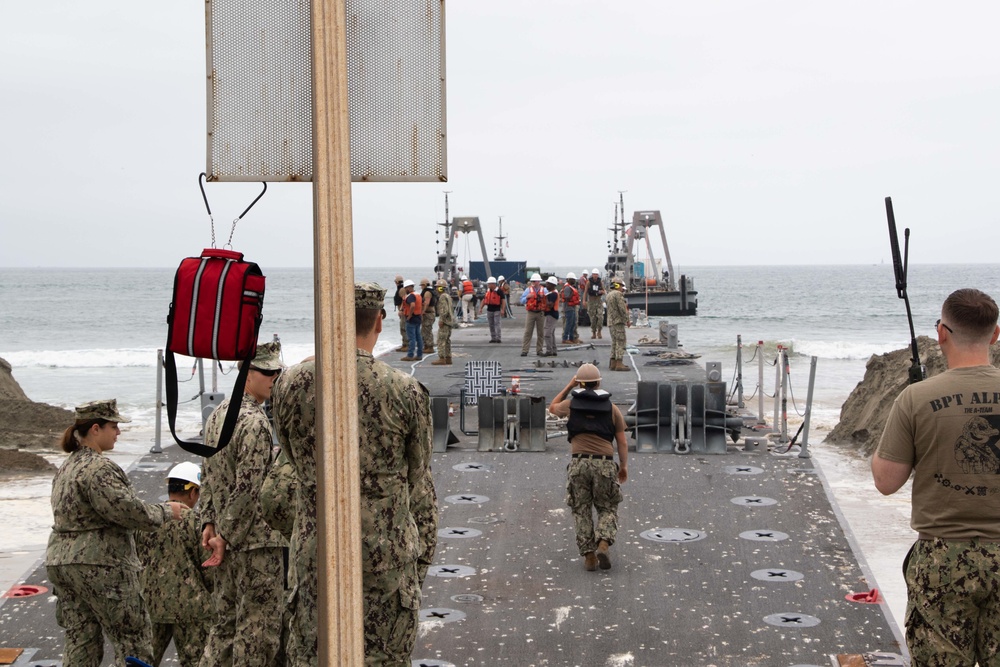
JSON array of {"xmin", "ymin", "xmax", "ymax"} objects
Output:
[
  {"xmin": 355, "ymin": 281, "xmax": 387, "ymax": 310},
  {"xmin": 251, "ymin": 340, "xmax": 283, "ymax": 371},
  {"xmin": 75, "ymin": 398, "xmax": 131, "ymax": 423}
]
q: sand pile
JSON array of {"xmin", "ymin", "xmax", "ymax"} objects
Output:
[
  {"xmin": 828, "ymin": 336, "xmax": 1000, "ymax": 456},
  {"xmin": 0, "ymin": 357, "xmax": 73, "ymax": 454}
]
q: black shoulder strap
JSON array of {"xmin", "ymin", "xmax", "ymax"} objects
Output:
[{"xmin": 164, "ymin": 349, "xmax": 251, "ymax": 458}]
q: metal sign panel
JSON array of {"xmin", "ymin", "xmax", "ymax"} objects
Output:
[{"xmin": 206, "ymin": 0, "xmax": 446, "ymax": 182}]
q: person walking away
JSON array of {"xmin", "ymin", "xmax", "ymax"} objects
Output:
[
  {"xmin": 47, "ymin": 399, "xmax": 183, "ymax": 667},
  {"xmin": 420, "ymin": 277, "xmax": 436, "ymax": 355},
  {"xmin": 136, "ymin": 462, "xmax": 213, "ymax": 667},
  {"xmin": 399, "ymin": 279, "xmax": 424, "ymax": 361},
  {"xmin": 460, "ymin": 274, "xmax": 475, "ymax": 324},
  {"xmin": 561, "ymin": 272, "xmax": 581, "ymax": 344},
  {"xmin": 548, "ymin": 364, "xmax": 628, "ymax": 571},
  {"xmin": 543, "ymin": 275, "xmax": 561, "ymax": 357},
  {"xmin": 393, "ymin": 275, "xmax": 408, "ymax": 352},
  {"xmin": 498, "ymin": 275, "xmax": 512, "ymax": 318},
  {"xmin": 520, "ymin": 273, "xmax": 547, "ymax": 357},
  {"xmin": 432, "ymin": 279, "xmax": 455, "ymax": 366},
  {"xmin": 872, "ymin": 288, "xmax": 1000, "ymax": 666},
  {"xmin": 199, "ymin": 341, "xmax": 287, "ymax": 667},
  {"xmin": 587, "ymin": 269, "xmax": 605, "ymax": 339},
  {"xmin": 606, "ymin": 279, "xmax": 630, "ymax": 371},
  {"xmin": 478, "ymin": 277, "xmax": 503, "ymax": 343}
]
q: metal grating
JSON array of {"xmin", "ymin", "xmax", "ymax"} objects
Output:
[{"xmin": 206, "ymin": 0, "xmax": 446, "ymax": 182}]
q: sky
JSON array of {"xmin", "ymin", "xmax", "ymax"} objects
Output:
[{"xmin": 2, "ymin": 1, "xmax": 998, "ymax": 270}]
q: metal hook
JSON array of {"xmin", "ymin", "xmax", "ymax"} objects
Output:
[
  {"xmin": 237, "ymin": 182, "xmax": 268, "ymax": 221},
  {"xmin": 199, "ymin": 173, "xmax": 217, "ymax": 247}
]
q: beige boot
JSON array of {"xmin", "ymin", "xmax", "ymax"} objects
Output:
[
  {"xmin": 583, "ymin": 552, "xmax": 598, "ymax": 571},
  {"xmin": 596, "ymin": 540, "xmax": 611, "ymax": 570},
  {"xmin": 431, "ymin": 356, "xmax": 448, "ymax": 366}
]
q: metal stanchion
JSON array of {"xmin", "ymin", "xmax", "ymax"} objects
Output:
[
  {"xmin": 150, "ymin": 349, "xmax": 163, "ymax": 454},
  {"xmin": 735, "ymin": 335, "xmax": 744, "ymax": 409},
  {"xmin": 757, "ymin": 340, "xmax": 765, "ymax": 424},
  {"xmin": 799, "ymin": 356, "xmax": 818, "ymax": 458},
  {"xmin": 773, "ymin": 344, "xmax": 782, "ymax": 434}
]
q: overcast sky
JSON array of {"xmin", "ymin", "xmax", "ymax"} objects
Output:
[{"xmin": 2, "ymin": 1, "xmax": 998, "ymax": 270}]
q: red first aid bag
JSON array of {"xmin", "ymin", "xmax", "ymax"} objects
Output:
[{"xmin": 164, "ymin": 248, "xmax": 265, "ymax": 457}]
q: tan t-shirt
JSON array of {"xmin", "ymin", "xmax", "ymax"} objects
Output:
[
  {"xmin": 550, "ymin": 399, "xmax": 625, "ymax": 456},
  {"xmin": 876, "ymin": 365, "xmax": 1000, "ymax": 539}
]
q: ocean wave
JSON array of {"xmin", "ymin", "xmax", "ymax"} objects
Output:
[
  {"xmin": 788, "ymin": 339, "xmax": 908, "ymax": 360},
  {"xmin": 2, "ymin": 348, "xmax": 162, "ymax": 368}
]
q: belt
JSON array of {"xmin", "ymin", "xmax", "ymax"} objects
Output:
[
  {"xmin": 918, "ymin": 532, "xmax": 1000, "ymax": 543},
  {"xmin": 572, "ymin": 454, "xmax": 613, "ymax": 461}
]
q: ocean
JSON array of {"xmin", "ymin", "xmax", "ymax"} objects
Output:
[
  {"xmin": 2, "ymin": 263, "xmax": 992, "ymax": 451},
  {"xmin": 2, "ymin": 263, "xmax": 997, "ymax": 624}
]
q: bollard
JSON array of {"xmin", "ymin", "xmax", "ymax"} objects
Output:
[{"xmin": 150, "ymin": 349, "xmax": 164, "ymax": 454}]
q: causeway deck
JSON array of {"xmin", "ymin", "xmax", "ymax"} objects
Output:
[{"xmin": 0, "ymin": 316, "xmax": 906, "ymax": 667}]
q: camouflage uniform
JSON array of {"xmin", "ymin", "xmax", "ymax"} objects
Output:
[
  {"xmin": 47, "ymin": 446, "xmax": 173, "ymax": 666},
  {"xmin": 394, "ymin": 281, "xmax": 408, "ymax": 348},
  {"xmin": 271, "ymin": 283, "xmax": 438, "ymax": 667},
  {"xmin": 565, "ymin": 458, "xmax": 623, "ymax": 555},
  {"xmin": 269, "ymin": 362, "xmax": 319, "ymax": 667},
  {"xmin": 586, "ymin": 277, "xmax": 605, "ymax": 338},
  {"xmin": 136, "ymin": 507, "xmax": 213, "ymax": 667},
  {"xmin": 357, "ymin": 347, "xmax": 438, "ymax": 665},
  {"xmin": 420, "ymin": 284, "xmax": 436, "ymax": 352},
  {"xmin": 605, "ymin": 288, "xmax": 629, "ymax": 362},
  {"xmin": 436, "ymin": 289, "xmax": 455, "ymax": 360},
  {"xmin": 200, "ymin": 390, "xmax": 287, "ymax": 667},
  {"xmin": 260, "ymin": 448, "xmax": 298, "ymax": 542}
]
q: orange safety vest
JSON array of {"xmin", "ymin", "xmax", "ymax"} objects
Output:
[
  {"xmin": 462, "ymin": 280, "xmax": 474, "ymax": 295},
  {"xmin": 402, "ymin": 292, "xmax": 423, "ymax": 318},
  {"xmin": 525, "ymin": 285, "xmax": 546, "ymax": 312},
  {"xmin": 483, "ymin": 288, "xmax": 502, "ymax": 306},
  {"xmin": 543, "ymin": 288, "xmax": 560, "ymax": 313},
  {"xmin": 563, "ymin": 285, "xmax": 580, "ymax": 307}
]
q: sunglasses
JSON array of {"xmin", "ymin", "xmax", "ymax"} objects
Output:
[
  {"xmin": 935, "ymin": 319, "xmax": 954, "ymax": 334},
  {"xmin": 252, "ymin": 367, "xmax": 282, "ymax": 377}
]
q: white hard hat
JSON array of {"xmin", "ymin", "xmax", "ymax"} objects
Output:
[
  {"xmin": 403, "ymin": 279, "xmax": 415, "ymax": 288},
  {"xmin": 581, "ymin": 269, "xmax": 589, "ymax": 275},
  {"xmin": 530, "ymin": 273, "xmax": 542, "ymax": 282},
  {"xmin": 592, "ymin": 268, "xmax": 601, "ymax": 276},
  {"xmin": 167, "ymin": 461, "xmax": 201, "ymax": 486},
  {"xmin": 546, "ymin": 275, "xmax": 558, "ymax": 286},
  {"xmin": 566, "ymin": 272, "xmax": 576, "ymax": 280},
  {"xmin": 460, "ymin": 274, "xmax": 468, "ymax": 280},
  {"xmin": 498, "ymin": 275, "xmax": 505, "ymax": 281},
  {"xmin": 486, "ymin": 276, "xmax": 497, "ymax": 284}
]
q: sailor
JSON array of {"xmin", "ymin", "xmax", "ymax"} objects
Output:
[
  {"xmin": 400, "ymin": 279, "xmax": 424, "ymax": 362},
  {"xmin": 520, "ymin": 273, "xmax": 547, "ymax": 357},
  {"xmin": 872, "ymin": 288, "xmax": 1000, "ymax": 665},
  {"xmin": 419, "ymin": 277, "xmax": 436, "ymax": 355},
  {"xmin": 542, "ymin": 275, "xmax": 561, "ymax": 357},
  {"xmin": 497, "ymin": 275, "xmax": 512, "ymax": 318},
  {"xmin": 136, "ymin": 462, "xmax": 213, "ymax": 667},
  {"xmin": 478, "ymin": 276, "xmax": 504, "ymax": 343},
  {"xmin": 460, "ymin": 274, "xmax": 475, "ymax": 324},
  {"xmin": 432, "ymin": 279, "xmax": 456, "ymax": 365},
  {"xmin": 561, "ymin": 272, "xmax": 581, "ymax": 345},
  {"xmin": 587, "ymin": 269, "xmax": 606, "ymax": 339},
  {"xmin": 606, "ymin": 279, "xmax": 630, "ymax": 371},
  {"xmin": 199, "ymin": 341, "xmax": 287, "ymax": 667},
  {"xmin": 393, "ymin": 275, "xmax": 409, "ymax": 353},
  {"xmin": 47, "ymin": 399, "xmax": 183, "ymax": 666},
  {"xmin": 548, "ymin": 364, "xmax": 628, "ymax": 571}
]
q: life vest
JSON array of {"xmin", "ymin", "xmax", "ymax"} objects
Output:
[
  {"xmin": 566, "ymin": 388, "xmax": 615, "ymax": 443},
  {"xmin": 422, "ymin": 287, "xmax": 436, "ymax": 311},
  {"xmin": 462, "ymin": 280, "xmax": 474, "ymax": 295},
  {"xmin": 525, "ymin": 285, "xmax": 546, "ymax": 312},
  {"xmin": 402, "ymin": 292, "xmax": 423, "ymax": 318},
  {"xmin": 563, "ymin": 285, "xmax": 580, "ymax": 307},
  {"xmin": 543, "ymin": 288, "xmax": 560, "ymax": 313},
  {"xmin": 483, "ymin": 288, "xmax": 502, "ymax": 307}
]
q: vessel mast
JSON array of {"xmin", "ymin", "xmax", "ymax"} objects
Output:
[{"xmin": 494, "ymin": 216, "xmax": 507, "ymax": 261}]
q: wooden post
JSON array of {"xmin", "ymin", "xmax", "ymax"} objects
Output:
[{"xmin": 311, "ymin": 0, "xmax": 364, "ymax": 663}]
